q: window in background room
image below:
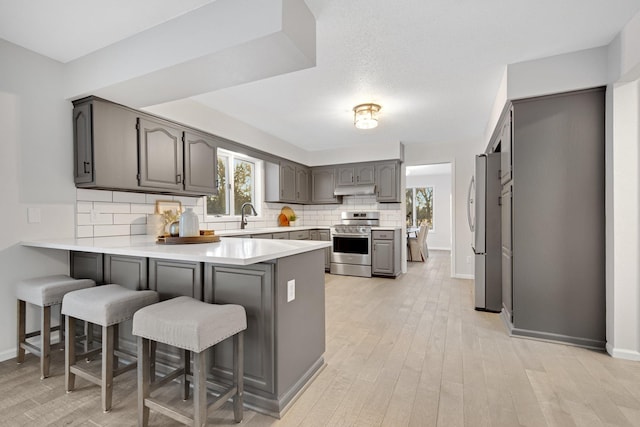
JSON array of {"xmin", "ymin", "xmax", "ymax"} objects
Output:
[
  {"xmin": 406, "ymin": 187, "xmax": 434, "ymax": 230},
  {"xmin": 206, "ymin": 149, "xmax": 262, "ymax": 218}
]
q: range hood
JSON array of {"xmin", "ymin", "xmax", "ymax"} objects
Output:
[{"xmin": 333, "ymin": 184, "xmax": 376, "ymax": 196}]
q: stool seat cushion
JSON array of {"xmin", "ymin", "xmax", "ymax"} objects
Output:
[
  {"xmin": 62, "ymin": 284, "xmax": 159, "ymax": 327},
  {"xmin": 132, "ymin": 296, "xmax": 247, "ymax": 353},
  {"xmin": 17, "ymin": 275, "xmax": 96, "ymax": 307}
]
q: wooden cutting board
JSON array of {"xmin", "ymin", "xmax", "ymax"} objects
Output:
[{"xmin": 156, "ymin": 235, "xmax": 221, "ymax": 244}]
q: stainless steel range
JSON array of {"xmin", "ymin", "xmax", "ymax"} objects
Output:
[{"xmin": 330, "ymin": 211, "xmax": 379, "ymax": 278}]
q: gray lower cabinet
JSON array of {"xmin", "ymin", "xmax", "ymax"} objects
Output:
[
  {"xmin": 289, "ymin": 230, "xmax": 310, "ymax": 240},
  {"xmin": 372, "ymin": 230, "xmax": 400, "ymax": 277},
  {"xmin": 70, "ymin": 251, "xmax": 104, "ymax": 284},
  {"xmin": 252, "ymin": 233, "xmax": 273, "ymax": 239},
  {"xmin": 501, "ymin": 183, "xmax": 513, "ymax": 323},
  {"xmin": 104, "ymin": 254, "xmax": 148, "ymax": 352},
  {"xmin": 310, "ymin": 229, "xmax": 331, "ymax": 271},
  {"xmin": 204, "ymin": 263, "xmax": 275, "ymax": 395},
  {"xmin": 272, "ymin": 232, "xmax": 289, "ymax": 240}
]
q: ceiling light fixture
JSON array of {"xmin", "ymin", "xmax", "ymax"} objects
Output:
[{"xmin": 353, "ymin": 103, "xmax": 381, "ymax": 129}]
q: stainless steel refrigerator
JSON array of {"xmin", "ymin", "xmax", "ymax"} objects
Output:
[{"xmin": 468, "ymin": 153, "xmax": 502, "ymax": 312}]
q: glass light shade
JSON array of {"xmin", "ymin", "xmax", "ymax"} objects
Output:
[{"xmin": 353, "ymin": 103, "xmax": 381, "ymax": 129}]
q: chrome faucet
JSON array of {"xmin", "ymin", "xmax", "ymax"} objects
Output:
[{"xmin": 240, "ymin": 202, "xmax": 258, "ymax": 230}]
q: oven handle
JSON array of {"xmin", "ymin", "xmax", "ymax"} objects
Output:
[{"xmin": 331, "ymin": 233, "xmax": 371, "ymax": 238}]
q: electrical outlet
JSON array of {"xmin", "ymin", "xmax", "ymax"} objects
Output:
[
  {"xmin": 27, "ymin": 207, "xmax": 41, "ymax": 224},
  {"xmin": 466, "ymin": 256, "xmax": 472, "ymax": 264},
  {"xmin": 287, "ymin": 279, "xmax": 295, "ymax": 302},
  {"xmin": 90, "ymin": 209, "xmax": 98, "ymax": 224}
]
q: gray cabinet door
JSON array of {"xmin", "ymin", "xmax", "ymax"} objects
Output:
[
  {"xmin": 104, "ymin": 254, "xmax": 149, "ymax": 352},
  {"xmin": 311, "ymin": 167, "xmax": 339, "ymax": 203},
  {"xmin": 280, "ymin": 162, "xmax": 296, "ymax": 202},
  {"xmin": 148, "ymin": 259, "xmax": 203, "ymax": 365},
  {"xmin": 295, "ymin": 167, "xmax": 310, "ymax": 203},
  {"xmin": 372, "ymin": 240, "xmax": 394, "ymax": 275},
  {"xmin": 205, "ymin": 263, "xmax": 275, "ymax": 394},
  {"xmin": 184, "ymin": 131, "xmax": 218, "ymax": 195},
  {"xmin": 148, "ymin": 259, "xmax": 203, "ymax": 301},
  {"xmin": 356, "ymin": 164, "xmax": 375, "ymax": 185},
  {"xmin": 137, "ymin": 117, "xmax": 184, "ymax": 191},
  {"xmin": 70, "ymin": 251, "xmax": 104, "ymax": 284},
  {"xmin": 501, "ymin": 184, "xmax": 512, "ymax": 321},
  {"xmin": 375, "ymin": 161, "xmax": 399, "ymax": 202},
  {"xmin": 337, "ymin": 167, "xmax": 355, "ymax": 185},
  {"xmin": 318, "ymin": 229, "xmax": 331, "ymax": 270},
  {"xmin": 73, "ymin": 103, "xmax": 94, "ymax": 184},
  {"xmin": 273, "ymin": 232, "xmax": 289, "ymax": 240},
  {"xmin": 500, "ymin": 109, "xmax": 512, "ymax": 185}
]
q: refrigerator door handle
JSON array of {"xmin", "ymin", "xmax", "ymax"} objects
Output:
[{"xmin": 467, "ymin": 176, "xmax": 475, "ymax": 232}]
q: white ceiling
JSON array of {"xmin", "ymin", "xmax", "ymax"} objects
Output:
[
  {"xmin": 1, "ymin": 0, "xmax": 639, "ymax": 152},
  {"xmin": 407, "ymin": 163, "xmax": 451, "ymax": 177}
]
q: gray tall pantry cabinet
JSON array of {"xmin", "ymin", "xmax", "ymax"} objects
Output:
[{"xmin": 497, "ymin": 87, "xmax": 605, "ymax": 349}]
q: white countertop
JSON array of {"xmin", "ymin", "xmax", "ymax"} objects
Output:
[
  {"xmin": 217, "ymin": 226, "xmax": 329, "ymax": 237},
  {"xmin": 21, "ymin": 235, "xmax": 331, "ymax": 266}
]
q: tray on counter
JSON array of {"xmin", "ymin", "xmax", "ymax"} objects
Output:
[{"xmin": 156, "ymin": 235, "xmax": 221, "ymax": 244}]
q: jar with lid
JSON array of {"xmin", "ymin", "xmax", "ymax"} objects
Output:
[{"xmin": 179, "ymin": 208, "xmax": 199, "ymax": 237}]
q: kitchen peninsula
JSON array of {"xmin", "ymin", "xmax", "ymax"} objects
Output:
[{"xmin": 21, "ymin": 235, "xmax": 330, "ymax": 418}]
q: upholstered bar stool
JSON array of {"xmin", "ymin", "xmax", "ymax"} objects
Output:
[
  {"xmin": 16, "ymin": 274, "xmax": 96, "ymax": 379},
  {"xmin": 132, "ymin": 296, "xmax": 246, "ymax": 427},
  {"xmin": 62, "ymin": 284, "xmax": 159, "ymax": 412}
]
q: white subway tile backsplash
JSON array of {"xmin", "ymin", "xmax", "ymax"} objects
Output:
[
  {"xmin": 77, "ymin": 202, "xmax": 93, "ymax": 213},
  {"xmin": 130, "ymin": 204, "xmax": 155, "ymax": 214},
  {"xmin": 94, "ymin": 202, "xmax": 130, "ymax": 214},
  {"xmin": 173, "ymin": 196, "xmax": 202, "ymax": 206},
  {"xmin": 77, "ymin": 213, "xmax": 113, "ymax": 225},
  {"xmin": 114, "ymin": 214, "xmax": 146, "ymax": 225},
  {"xmin": 77, "ymin": 226, "xmax": 94, "ymax": 238},
  {"xmin": 146, "ymin": 194, "xmax": 173, "ymax": 204},
  {"xmin": 94, "ymin": 225, "xmax": 130, "ymax": 237},
  {"xmin": 77, "ymin": 189, "xmax": 112, "ymax": 202},
  {"xmin": 113, "ymin": 191, "xmax": 147, "ymax": 203},
  {"xmin": 130, "ymin": 224, "xmax": 147, "ymax": 235}
]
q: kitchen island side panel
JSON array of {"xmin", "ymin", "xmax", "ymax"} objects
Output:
[{"xmin": 275, "ymin": 249, "xmax": 326, "ymax": 399}]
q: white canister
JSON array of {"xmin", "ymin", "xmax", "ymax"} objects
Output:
[{"xmin": 179, "ymin": 208, "xmax": 200, "ymax": 237}]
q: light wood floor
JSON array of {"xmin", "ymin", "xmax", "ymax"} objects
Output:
[{"xmin": 3, "ymin": 250, "xmax": 640, "ymax": 426}]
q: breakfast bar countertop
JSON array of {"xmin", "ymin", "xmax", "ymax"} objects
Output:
[{"xmin": 21, "ymin": 235, "xmax": 331, "ymax": 266}]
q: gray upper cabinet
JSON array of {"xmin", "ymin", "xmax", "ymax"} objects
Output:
[
  {"xmin": 72, "ymin": 96, "xmax": 217, "ymax": 196},
  {"xmin": 295, "ymin": 166, "xmax": 310, "ymax": 203},
  {"xmin": 73, "ymin": 98, "xmax": 140, "ymax": 191},
  {"xmin": 184, "ymin": 131, "xmax": 218, "ymax": 195},
  {"xmin": 337, "ymin": 164, "xmax": 375, "ymax": 186},
  {"xmin": 137, "ymin": 116, "xmax": 184, "ymax": 192},
  {"xmin": 73, "ymin": 102, "xmax": 93, "ymax": 184},
  {"xmin": 375, "ymin": 161, "xmax": 400, "ymax": 202},
  {"xmin": 311, "ymin": 167, "xmax": 340, "ymax": 204},
  {"xmin": 265, "ymin": 161, "xmax": 310, "ymax": 204}
]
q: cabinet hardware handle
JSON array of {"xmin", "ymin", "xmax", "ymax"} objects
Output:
[
  {"xmin": 83, "ymin": 161, "xmax": 90, "ymax": 174},
  {"xmin": 176, "ymin": 174, "xmax": 182, "ymax": 184}
]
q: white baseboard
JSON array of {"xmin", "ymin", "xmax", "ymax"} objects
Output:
[
  {"xmin": 0, "ymin": 348, "xmax": 15, "ymax": 363},
  {"xmin": 452, "ymin": 273, "xmax": 474, "ymax": 280},
  {"xmin": 606, "ymin": 343, "xmax": 640, "ymax": 361},
  {"xmin": 429, "ymin": 246, "xmax": 452, "ymax": 251}
]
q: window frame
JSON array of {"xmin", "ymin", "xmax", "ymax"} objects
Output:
[
  {"xmin": 204, "ymin": 148, "xmax": 264, "ymax": 221},
  {"xmin": 405, "ymin": 185, "xmax": 435, "ymax": 231}
]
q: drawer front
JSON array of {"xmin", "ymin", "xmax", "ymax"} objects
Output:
[
  {"xmin": 372, "ymin": 230, "xmax": 394, "ymax": 240},
  {"xmin": 272, "ymin": 232, "xmax": 290, "ymax": 240},
  {"xmin": 289, "ymin": 230, "xmax": 310, "ymax": 240}
]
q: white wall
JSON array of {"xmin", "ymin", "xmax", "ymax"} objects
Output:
[
  {"xmin": 0, "ymin": 39, "xmax": 77, "ymax": 361},
  {"xmin": 405, "ymin": 172, "xmax": 452, "ymax": 250}
]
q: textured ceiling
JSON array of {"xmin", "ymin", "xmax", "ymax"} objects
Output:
[{"xmin": 0, "ymin": 0, "xmax": 639, "ymax": 152}]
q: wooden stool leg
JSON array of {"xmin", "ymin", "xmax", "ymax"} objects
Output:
[
  {"xmin": 113, "ymin": 323, "xmax": 119, "ymax": 370},
  {"xmin": 65, "ymin": 315, "xmax": 77, "ymax": 392},
  {"xmin": 41, "ymin": 305, "xmax": 51, "ymax": 379},
  {"xmin": 182, "ymin": 349, "xmax": 190, "ymax": 400},
  {"xmin": 17, "ymin": 300, "xmax": 26, "ymax": 363},
  {"xmin": 102, "ymin": 325, "xmax": 114, "ymax": 412},
  {"xmin": 193, "ymin": 351, "xmax": 207, "ymax": 427},
  {"xmin": 150, "ymin": 340, "xmax": 157, "ymax": 382},
  {"xmin": 60, "ymin": 312, "xmax": 65, "ymax": 347},
  {"xmin": 137, "ymin": 336, "xmax": 150, "ymax": 427},
  {"xmin": 233, "ymin": 331, "xmax": 244, "ymax": 423},
  {"xmin": 84, "ymin": 321, "xmax": 92, "ymax": 355}
]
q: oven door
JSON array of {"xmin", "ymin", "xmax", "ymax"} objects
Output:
[{"xmin": 331, "ymin": 232, "xmax": 371, "ymax": 266}]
